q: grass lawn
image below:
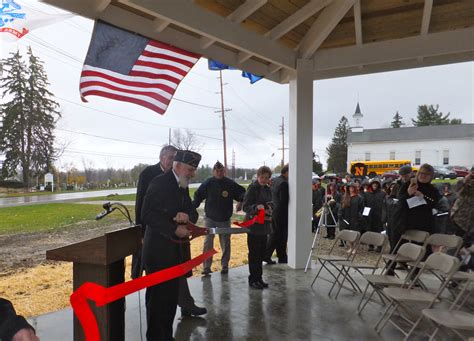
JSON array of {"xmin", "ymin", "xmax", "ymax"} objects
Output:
[{"xmin": 0, "ymin": 203, "xmax": 129, "ymax": 235}]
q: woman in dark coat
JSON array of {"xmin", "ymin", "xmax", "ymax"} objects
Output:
[
  {"xmin": 243, "ymin": 166, "xmax": 273, "ymax": 289},
  {"xmin": 338, "ymin": 182, "xmax": 364, "ymax": 253},
  {"xmin": 364, "ymin": 178, "xmax": 386, "ymax": 251},
  {"xmin": 397, "ymin": 163, "xmax": 441, "ymax": 235},
  {"xmin": 382, "ymin": 182, "xmax": 400, "ymax": 253}
]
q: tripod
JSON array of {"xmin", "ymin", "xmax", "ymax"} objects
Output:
[{"xmin": 304, "ymin": 193, "xmax": 338, "ymax": 272}]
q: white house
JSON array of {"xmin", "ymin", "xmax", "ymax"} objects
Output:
[{"xmin": 347, "ymin": 104, "xmax": 474, "ymax": 169}]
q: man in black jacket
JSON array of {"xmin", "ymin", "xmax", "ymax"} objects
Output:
[
  {"xmin": 141, "ymin": 150, "xmax": 202, "ymax": 341},
  {"xmin": 135, "ymin": 147, "xmax": 206, "ymax": 321},
  {"xmin": 193, "ymin": 161, "xmax": 245, "ymax": 275},
  {"xmin": 0, "ymin": 298, "xmax": 39, "ymax": 341},
  {"xmin": 264, "ymin": 164, "xmax": 289, "ymax": 264}
]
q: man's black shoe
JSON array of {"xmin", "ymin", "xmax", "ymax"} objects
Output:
[
  {"xmin": 278, "ymin": 258, "xmax": 288, "ymax": 264},
  {"xmin": 264, "ymin": 259, "xmax": 276, "ymax": 265},
  {"xmin": 258, "ymin": 279, "xmax": 269, "ymax": 288},
  {"xmin": 202, "ymin": 268, "xmax": 212, "ymax": 276},
  {"xmin": 181, "ymin": 305, "xmax": 207, "ymax": 317},
  {"xmin": 249, "ymin": 281, "xmax": 264, "ymax": 289}
]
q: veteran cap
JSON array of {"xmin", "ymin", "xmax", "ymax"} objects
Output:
[{"xmin": 174, "ymin": 150, "xmax": 201, "ymax": 168}]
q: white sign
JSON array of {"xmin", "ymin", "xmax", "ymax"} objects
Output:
[
  {"xmin": 45, "ymin": 173, "xmax": 53, "ymax": 183},
  {"xmin": 407, "ymin": 196, "xmax": 427, "ymax": 209},
  {"xmin": 362, "ymin": 207, "xmax": 371, "ymax": 216}
]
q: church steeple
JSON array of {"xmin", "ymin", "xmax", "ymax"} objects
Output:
[{"xmin": 352, "ymin": 102, "xmax": 363, "ymax": 132}]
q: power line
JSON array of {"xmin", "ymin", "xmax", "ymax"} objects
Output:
[
  {"xmin": 56, "ymin": 128, "xmax": 164, "ymax": 147},
  {"xmin": 56, "ymin": 96, "xmax": 222, "ymax": 138}
]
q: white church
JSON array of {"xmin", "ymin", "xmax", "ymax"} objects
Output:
[{"xmin": 347, "ymin": 104, "xmax": 474, "ymax": 169}]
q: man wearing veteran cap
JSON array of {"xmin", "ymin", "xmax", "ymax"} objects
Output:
[
  {"xmin": 193, "ymin": 161, "xmax": 246, "ymax": 275},
  {"xmin": 141, "ymin": 150, "xmax": 202, "ymax": 341}
]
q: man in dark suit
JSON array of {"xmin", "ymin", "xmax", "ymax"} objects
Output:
[
  {"xmin": 141, "ymin": 150, "xmax": 202, "ymax": 341},
  {"xmin": 265, "ymin": 164, "xmax": 289, "ymax": 264},
  {"xmin": 134, "ymin": 146, "xmax": 206, "ymax": 321}
]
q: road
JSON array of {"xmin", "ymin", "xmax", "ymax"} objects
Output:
[{"xmin": 0, "ymin": 183, "xmax": 202, "ymax": 207}]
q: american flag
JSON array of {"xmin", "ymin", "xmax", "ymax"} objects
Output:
[{"xmin": 80, "ymin": 21, "xmax": 200, "ymax": 114}]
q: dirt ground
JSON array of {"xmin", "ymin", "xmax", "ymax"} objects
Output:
[{"xmin": 0, "ymin": 218, "xmax": 380, "ymax": 318}]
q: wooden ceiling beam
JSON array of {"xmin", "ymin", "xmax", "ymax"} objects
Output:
[
  {"xmin": 353, "ymin": 0, "xmax": 362, "ymax": 45},
  {"xmin": 420, "ymin": 0, "xmax": 433, "ymax": 35},
  {"xmin": 313, "ymin": 27, "xmax": 474, "ymax": 71},
  {"xmin": 265, "ymin": 0, "xmax": 333, "ymax": 41},
  {"xmin": 200, "ymin": 0, "xmax": 268, "ymax": 49},
  {"xmin": 298, "ymin": 0, "xmax": 355, "ymax": 58}
]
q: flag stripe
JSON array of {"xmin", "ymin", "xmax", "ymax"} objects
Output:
[
  {"xmin": 133, "ymin": 60, "xmax": 189, "ymax": 77},
  {"xmin": 80, "ymin": 81, "xmax": 172, "ymax": 102},
  {"xmin": 81, "ymin": 86, "xmax": 169, "ymax": 111},
  {"xmin": 79, "ymin": 22, "xmax": 200, "ymax": 115},
  {"xmin": 146, "ymin": 40, "xmax": 200, "ymax": 60},
  {"xmin": 81, "ymin": 89, "xmax": 166, "ymax": 114},
  {"xmin": 82, "ymin": 66, "xmax": 178, "ymax": 90},
  {"xmin": 80, "ymin": 72, "xmax": 176, "ymax": 96},
  {"xmin": 141, "ymin": 50, "xmax": 197, "ymax": 68}
]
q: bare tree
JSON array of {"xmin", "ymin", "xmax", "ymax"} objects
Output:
[
  {"xmin": 170, "ymin": 129, "xmax": 204, "ymax": 151},
  {"xmin": 82, "ymin": 158, "xmax": 95, "ymax": 183}
]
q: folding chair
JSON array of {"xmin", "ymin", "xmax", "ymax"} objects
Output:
[
  {"xmin": 374, "ymin": 252, "xmax": 460, "ymax": 339},
  {"xmin": 420, "ymin": 272, "xmax": 474, "ymax": 340},
  {"xmin": 382, "ymin": 229, "xmax": 429, "ymax": 269},
  {"xmin": 357, "ymin": 243, "xmax": 426, "ymax": 315},
  {"xmin": 328, "ymin": 231, "xmax": 388, "ymax": 299},
  {"xmin": 310, "ymin": 230, "xmax": 360, "ymax": 289},
  {"xmin": 407, "ymin": 233, "xmax": 463, "ymax": 293}
]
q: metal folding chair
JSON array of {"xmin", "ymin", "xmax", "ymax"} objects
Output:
[
  {"xmin": 357, "ymin": 243, "xmax": 426, "ymax": 315},
  {"xmin": 374, "ymin": 252, "xmax": 460, "ymax": 339},
  {"xmin": 310, "ymin": 229, "xmax": 360, "ymax": 290},
  {"xmin": 328, "ymin": 231, "xmax": 388, "ymax": 299},
  {"xmin": 419, "ymin": 272, "xmax": 474, "ymax": 340},
  {"xmin": 382, "ymin": 229, "xmax": 429, "ymax": 271}
]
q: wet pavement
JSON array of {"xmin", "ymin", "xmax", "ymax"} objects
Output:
[{"xmin": 28, "ymin": 263, "xmax": 448, "ymax": 340}]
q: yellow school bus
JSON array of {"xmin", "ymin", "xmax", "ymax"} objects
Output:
[{"xmin": 349, "ymin": 160, "xmax": 417, "ymax": 178}]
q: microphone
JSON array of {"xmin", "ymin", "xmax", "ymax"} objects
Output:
[
  {"xmin": 96, "ymin": 210, "xmax": 110, "ymax": 220},
  {"xmin": 96, "ymin": 202, "xmax": 112, "ymax": 220}
]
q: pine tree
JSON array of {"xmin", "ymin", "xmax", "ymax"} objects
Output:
[
  {"xmin": 326, "ymin": 116, "xmax": 349, "ymax": 173},
  {"xmin": 390, "ymin": 111, "xmax": 405, "ymax": 128},
  {"xmin": 412, "ymin": 104, "xmax": 450, "ymax": 126},
  {"xmin": 0, "ymin": 49, "xmax": 60, "ymax": 188}
]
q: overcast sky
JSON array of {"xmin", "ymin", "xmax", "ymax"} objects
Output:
[{"xmin": 2, "ymin": 1, "xmax": 473, "ymax": 172}]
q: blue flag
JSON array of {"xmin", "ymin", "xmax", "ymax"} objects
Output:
[{"xmin": 208, "ymin": 59, "xmax": 263, "ymax": 84}]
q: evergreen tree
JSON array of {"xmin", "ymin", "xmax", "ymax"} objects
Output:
[
  {"xmin": 450, "ymin": 118, "xmax": 463, "ymax": 125},
  {"xmin": 412, "ymin": 104, "xmax": 450, "ymax": 126},
  {"xmin": 0, "ymin": 48, "xmax": 60, "ymax": 188},
  {"xmin": 390, "ymin": 111, "xmax": 405, "ymax": 128},
  {"xmin": 312, "ymin": 152, "xmax": 323, "ymax": 174},
  {"xmin": 326, "ymin": 116, "xmax": 349, "ymax": 173}
]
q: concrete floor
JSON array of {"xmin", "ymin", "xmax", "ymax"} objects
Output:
[{"xmin": 30, "ymin": 263, "xmax": 468, "ymax": 340}]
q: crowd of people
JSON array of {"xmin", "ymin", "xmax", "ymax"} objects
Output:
[{"xmin": 312, "ymin": 163, "xmax": 474, "ymax": 274}]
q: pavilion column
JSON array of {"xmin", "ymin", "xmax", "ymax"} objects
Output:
[{"xmin": 288, "ymin": 59, "xmax": 314, "ymax": 269}]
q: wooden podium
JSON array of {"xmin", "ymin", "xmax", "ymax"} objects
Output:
[{"xmin": 46, "ymin": 226, "xmax": 142, "ymax": 341}]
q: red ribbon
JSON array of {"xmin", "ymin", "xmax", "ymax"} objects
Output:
[
  {"xmin": 70, "ymin": 249, "xmax": 217, "ymax": 341},
  {"xmin": 233, "ymin": 209, "xmax": 265, "ymax": 228}
]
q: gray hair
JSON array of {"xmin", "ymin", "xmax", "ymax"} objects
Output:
[{"xmin": 160, "ymin": 145, "xmax": 177, "ymax": 159}]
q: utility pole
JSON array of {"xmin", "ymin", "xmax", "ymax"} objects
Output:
[
  {"xmin": 168, "ymin": 128, "xmax": 171, "ymax": 145},
  {"xmin": 278, "ymin": 116, "xmax": 287, "ymax": 168},
  {"xmin": 215, "ymin": 70, "xmax": 231, "ymax": 170},
  {"xmin": 231, "ymin": 149, "xmax": 236, "ymax": 179}
]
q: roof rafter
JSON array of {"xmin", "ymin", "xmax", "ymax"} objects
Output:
[
  {"xmin": 298, "ymin": 0, "xmax": 355, "ymax": 58},
  {"xmin": 200, "ymin": 0, "xmax": 268, "ymax": 49},
  {"xmin": 353, "ymin": 0, "xmax": 362, "ymax": 45},
  {"xmin": 420, "ymin": 0, "xmax": 433, "ymax": 35},
  {"xmin": 265, "ymin": 0, "xmax": 333, "ymax": 41},
  {"xmin": 312, "ymin": 27, "xmax": 474, "ymax": 72},
  {"xmin": 125, "ymin": 0, "xmax": 296, "ymax": 69}
]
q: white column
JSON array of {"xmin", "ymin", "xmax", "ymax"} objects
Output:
[{"xmin": 288, "ymin": 59, "xmax": 314, "ymax": 269}]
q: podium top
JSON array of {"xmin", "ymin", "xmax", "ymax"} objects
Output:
[{"xmin": 46, "ymin": 226, "xmax": 142, "ymax": 265}]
